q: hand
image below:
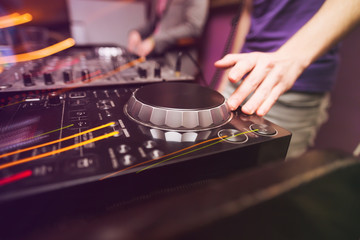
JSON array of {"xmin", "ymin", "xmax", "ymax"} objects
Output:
[
  {"xmin": 214, "ymin": 51, "xmax": 306, "ymax": 116},
  {"xmin": 127, "ymin": 30, "xmax": 142, "ymax": 53},
  {"xmin": 136, "ymin": 37, "xmax": 155, "ymax": 57}
]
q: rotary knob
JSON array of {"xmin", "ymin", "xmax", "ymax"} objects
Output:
[
  {"xmin": 125, "ymin": 82, "xmax": 232, "ymax": 131},
  {"xmin": 48, "ymin": 92, "xmax": 62, "ymax": 105}
]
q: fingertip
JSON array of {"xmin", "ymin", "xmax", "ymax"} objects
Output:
[
  {"xmin": 228, "ymin": 70, "xmax": 239, "ymax": 83},
  {"xmin": 226, "ymin": 99, "xmax": 238, "ymax": 111},
  {"xmin": 256, "ymin": 109, "xmax": 266, "ymax": 116},
  {"xmin": 241, "ymin": 106, "xmax": 251, "ymax": 115},
  {"xmin": 214, "ymin": 59, "xmax": 225, "ymax": 67}
]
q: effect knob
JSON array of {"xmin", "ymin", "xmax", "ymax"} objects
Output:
[
  {"xmin": 63, "ymin": 70, "xmax": 72, "ymax": 83},
  {"xmin": 48, "ymin": 92, "xmax": 61, "ymax": 105},
  {"xmin": 44, "ymin": 73, "xmax": 54, "ymax": 85},
  {"xmin": 23, "ymin": 73, "xmax": 34, "ymax": 86}
]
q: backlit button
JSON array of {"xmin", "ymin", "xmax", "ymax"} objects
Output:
[
  {"xmin": 66, "ymin": 156, "xmax": 98, "ymax": 174},
  {"xmin": 148, "ymin": 149, "xmax": 164, "ymax": 159},
  {"xmin": 143, "ymin": 140, "xmax": 157, "ymax": 149},
  {"xmin": 121, "ymin": 154, "xmax": 136, "ymax": 166},
  {"xmin": 69, "ymin": 92, "xmax": 87, "ymax": 99},
  {"xmin": 218, "ymin": 129, "xmax": 248, "ymax": 144},
  {"xmin": 250, "ymin": 124, "xmax": 277, "ymax": 136},
  {"xmin": 96, "ymin": 100, "xmax": 114, "ymax": 110},
  {"xmin": 70, "ymin": 99, "xmax": 87, "ymax": 107},
  {"xmin": 117, "ymin": 144, "xmax": 131, "ymax": 154},
  {"xmin": 33, "ymin": 164, "xmax": 55, "ymax": 177},
  {"xmin": 70, "ymin": 120, "xmax": 89, "ymax": 128},
  {"xmin": 69, "ymin": 110, "xmax": 87, "ymax": 119}
]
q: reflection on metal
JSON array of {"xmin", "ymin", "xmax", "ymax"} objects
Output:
[{"xmin": 138, "ymin": 125, "xmax": 212, "ymax": 143}]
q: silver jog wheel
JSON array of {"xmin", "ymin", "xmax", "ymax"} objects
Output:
[{"xmin": 125, "ymin": 82, "xmax": 232, "ymax": 132}]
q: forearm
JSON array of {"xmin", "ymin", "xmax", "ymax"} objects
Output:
[
  {"xmin": 277, "ymin": 0, "xmax": 360, "ymax": 68},
  {"xmin": 153, "ymin": 0, "xmax": 209, "ymax": 53}
]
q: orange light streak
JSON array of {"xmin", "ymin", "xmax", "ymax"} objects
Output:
[
  {"xmin": 0, "ymin": 38, "xmax": 76, "ymax": 64},
  {"xmin": 0, "ymin": 13, "xmax": 20, "ymax": 21},
  {"xmin": 99, "ymin": 135, "xmax": 227, "ymax": 181},
  {"xmin": 0, "ymin": 131, "xmax": 118, "ymax": 170},
  {"xmin": 0, "ymin": 121, "xmax": 115, "ymax": 159},
  {"xmin": 0, "ymin": 13, "xmax": 32, "ymax": 29}
]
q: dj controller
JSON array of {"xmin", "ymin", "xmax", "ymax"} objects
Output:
[{"xmin": 0, "ymin": 46, "xmax": 291, "ymax": 204}]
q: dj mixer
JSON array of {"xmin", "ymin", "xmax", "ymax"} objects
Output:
[{"xmin": 0, "ymin": 46, "xmax": 291, "ymax": 203}]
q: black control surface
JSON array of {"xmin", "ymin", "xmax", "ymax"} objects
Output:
[{"xmin": 0, "ymin": 82, "xmax": 291, "ymax": 203}]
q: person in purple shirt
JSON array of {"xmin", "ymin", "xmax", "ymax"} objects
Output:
[{"xmin": 215, "ymin": 0, "xmax": 360, "ymax": 158}]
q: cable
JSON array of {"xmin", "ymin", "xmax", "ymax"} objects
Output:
[
  {"xmin": 209, "ymin": 2, "xmax": 244, "ymax": 89},
  {"xmin": 183, "ymin": 51, "xmax": 207, "ymax": 86}
]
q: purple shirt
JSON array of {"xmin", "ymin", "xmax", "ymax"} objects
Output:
[{"xmin": 242, "ymin": 0, "xmax": 339, "ymax": 92}]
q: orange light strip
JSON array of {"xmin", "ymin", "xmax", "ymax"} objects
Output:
[
  {"xmin": 0, "ymin": 121, "xmax": 115, "ymax": 159},
  {"xmin": 0, "ymin": 13, "xmax": 32, "ymax": 29},
  {"xmin": 0, "ymin": 13, "xmax": 20, "ymax": 21},
  {"xmin": 0, "ymin": 38, "xmax": 76, "ymax": 64},
  {"xmin": 0, "ymin": 131, "xmax": 118, "ymax": 170}
]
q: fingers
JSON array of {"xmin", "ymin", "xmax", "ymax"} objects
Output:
[
  {"xmin": 256, "ymin": 84, "xmax": 284, "ymax": 116},
  {"xmin": 227, "ymin": 55, "xmax": 274, "ymax": 111},
  {"xmin": 214, "ymin": 54, "xmax": 246, "ymax": 68},
  {"xmin": 241, "ymin": 66, "xmax": 285, "ymax": 115}
]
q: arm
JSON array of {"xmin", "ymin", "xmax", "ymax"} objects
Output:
[
  {"xmin": 215, "ymin": 0, "xmax": 360, "ymax": 116},
  {"xmin": 152, "ymin": 0, "xmax": 209, "ymax": 54}
]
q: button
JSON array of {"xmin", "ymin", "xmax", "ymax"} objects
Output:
[
  {"xmin": 120, "ymin": 154, "xmax": 136, "ymax": 166},
  {"xmin": 33, "ymin": 164, "xmax": 55, "ymax": 177},
  {"xmin": 143, "ymin": 140, "xmax": 157, "ymax": 149},
  {"xmin": 70, "ymin": 99, "xmax": 87, "ymax": 107},
  {"xmin": 0, "ymin": 84, "xmax": 12, "ymax": 90},
  {"xmin": 250, "ymin": 124, "xmax": 277, "ymax": 136},
  {"xmin": 25, "ymin": 94, "xmax": 41, "ymax": 102},
  {"xmin": 96, "ymin": 100, "xmax": 113, "ymax": 110},
  {"xmin": 66, "ymin": 156, "xmax": 97, "ymax": 174},
  {"xmin": 117, "ymin": 144, "xmax": 131, "ymax": 154},
  {"xmin": 218, "ymin": 129, "xmax": 248, "ymax": 143},
  {"xmin": 148, "ymin": 149, "xmax": 164, "ymax": 159},
  {"xmin": 69, "ymin": 110, "xmax": 87, "ymax": 119},
  {"xmin": 71, "ymin": 120, "xmax": 89, "ymax": 128},
  {"xmin": 69, "ymin": 92, "xmax": 87, "ymax": 99}
]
